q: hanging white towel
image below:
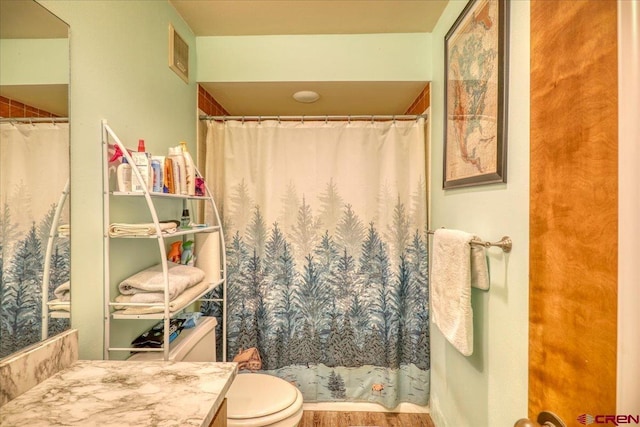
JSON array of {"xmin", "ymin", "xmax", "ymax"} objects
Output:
[
  {"xmin": 431, "ymin": 228, "xmax": 477, "ymax": 356},
  {"xmin": 470, "ymin": 245, "xmax": 490, "ymax": 291}
]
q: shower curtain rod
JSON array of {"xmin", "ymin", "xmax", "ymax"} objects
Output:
[
  {"xmin": 0, "ymin": 117, "xmax": 69, "ymax": 124},
  {"xmin": 199, "ymin": 114, "xmax": 428, "ymax": 122}
]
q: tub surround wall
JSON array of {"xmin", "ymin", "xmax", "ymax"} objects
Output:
[
  {"xmin": 405, "ymin": 84, "xmax": 430, "ymax": 115},
  {"xmin": 0, "ymin": 329, "xmax": 78, "ymax": 406},
  {"xmin": 0, "ymin": 96, "xmax": 59, "ymax": 118},
  {"xmin": 198, "ymin": 84, "xmax": 230, "ymax": 116},
  {"xmin": 0, "ymin": 360, "xmax": 237, "ymax": 426}
]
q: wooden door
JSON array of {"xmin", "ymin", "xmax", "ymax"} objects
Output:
[{"xmin": 530, "ymin": 0, "xmax": 618, "ymax": 424}]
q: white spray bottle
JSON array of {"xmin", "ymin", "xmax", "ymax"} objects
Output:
[{"xmin": 180, "ymin": 141, "xmax": 196, "ymax": 196}]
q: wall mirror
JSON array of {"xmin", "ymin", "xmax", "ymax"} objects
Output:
[{"xmin": 0, "ymin": 0, "xmax": 70, "ymax": 359}]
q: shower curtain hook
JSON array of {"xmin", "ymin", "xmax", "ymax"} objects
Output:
[
  {"xmin": 301, "ymin": 115, "xmax": 305, "ymax": 125},
  {"xmin": 242, "ymin": 116, "xmax": 245, "ymax": 125},
  {"xmin": 258, "ymin": 116, "xmax": 262, "ymax": 125},
  {"xmin": 325, "ymin": 116, "xmax": 328, "ymax": 125},
  {"xmin": 278, "ymin": 116, "xmax": 281, "ymax": 124},
  {"xmin": 393, "ymin": 115, "xmax": 397, "ymax": 126},
  {"xmin": 371, "ymin": 115, "xmax": 375, "ymax": 125},
  {"xmin": 348, "ymin": 116, "xmax": 351, "ymax": 125}
]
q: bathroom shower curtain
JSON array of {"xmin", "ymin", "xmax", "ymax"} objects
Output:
[
  {"xmin": 204, "ymin": 118, "xmax": 429, "ymax": 408},
  {"xmin": 0, "ymin": 123, "xmax": 70, "ymax": 358}
]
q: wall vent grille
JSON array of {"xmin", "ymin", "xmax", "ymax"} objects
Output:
[{"xmin": 169, "ymin": 23, "xmax": 189, "ymax": 83}]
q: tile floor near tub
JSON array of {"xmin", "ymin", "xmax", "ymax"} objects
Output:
[{"xmin": 299, "ymin": 411, "xmax": 435, "ymax": 427}]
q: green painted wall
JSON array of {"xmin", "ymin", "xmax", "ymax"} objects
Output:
[
  {"xmin": 197, "ymin": 33, "xmax": 432, "ymax": 82},
  {"xmin": 0, "ymin": 39, "xmax": 68, "ymax": 85},
  {"xmin": 37, "ymin": 0, "xmax": 197, "ymax": 360},
  {"xmin": 428, "ymin": 1, "xmax": 529, "ymax": 426}
]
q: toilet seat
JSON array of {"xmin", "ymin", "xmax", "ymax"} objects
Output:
[{"xmin": 226, "ymin": 373, "xmax": 303, "ymax": 427}]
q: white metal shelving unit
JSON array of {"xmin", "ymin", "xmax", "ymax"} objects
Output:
[
  {"xmin": 41, "ymin": 179, "xmax": 71, "ymax": 339},
  {"xmin": 101, "ymin": 120, "xmax": 226, "ymax": 361}
]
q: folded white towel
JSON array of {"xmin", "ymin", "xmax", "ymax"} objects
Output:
[
  {"xmin": 57, "ymin": 224, "xmax": 70, "ymax": 237},
  {"xmin": 114, "ymin": 281, "xmax": 210, "ymax": 315},
  {"xmin": 118, "ymin": 262, "xmax": 205, "ymax": 300},
  {"xmin": 53, "ymin": 281, "xmax": 71, "ymax": 302},
  {"xmin": 108, "ymin": 222, "xmax": 177, "ymax": 237},
  {"xmin": 47, "ymin": 299, "xmax": 70, "ymax": 312},
  {"xmin": 431, "ymin": 229, "xmax": 476, "ymax": 356}
]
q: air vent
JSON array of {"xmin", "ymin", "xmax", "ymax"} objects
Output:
[{"xmin": 168, "ymin": 23, "xmax": 189, "ymax": 83}]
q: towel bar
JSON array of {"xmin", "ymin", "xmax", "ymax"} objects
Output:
[{"xmin": 427, "ymin": 230, "xmax": 512, "ymax": 253}]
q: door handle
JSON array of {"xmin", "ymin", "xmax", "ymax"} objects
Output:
[{"xmin": 514, "ymin": 411, "xmax": 566, "ymax": 427}]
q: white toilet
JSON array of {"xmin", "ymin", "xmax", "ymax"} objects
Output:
[{"xmin": 129, "ymin": 317, "xmax": 303, "ymax": 427}]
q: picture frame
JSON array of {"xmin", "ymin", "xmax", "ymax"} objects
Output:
[{"xmin": 443, "ymin": 0, "xmax": 509, "ymax": 189}]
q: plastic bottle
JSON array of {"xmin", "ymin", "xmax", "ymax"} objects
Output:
[
  {"xmin": 151, "ymin": 157, "xmax": 163, "ymax": 193},
  {"xmin": 132, "ymin": 139, "xmax": 152, "ymax": 192},
  {"xmin": 179, "ymin": 141, "xmax": 196, "ymax": 196},
  {"xmin": 168, "ymin": 146, "xmax": 187, "ymax": 195},
  {"xmin": 164, "ymin": 155, "xmax": 174, "ymax": 193},
  {"xmin": 116, "ymin": 158, "xmax": 132, "ymax": 192},
  {"xmin": 181, "ymin": 208, "xmax": 190, "ymax": 228},
  {"xmin": 167, "ymin": 147, "xmax": 181, "ymax": 194},
  {"xmin": 140, "ymin": 139, "xmax": 153, "ymax": 192}
]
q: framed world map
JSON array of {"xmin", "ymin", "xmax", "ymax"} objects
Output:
[{"xmin": 443, "ymin": 0, "xmax": 509, "ymax": 189}]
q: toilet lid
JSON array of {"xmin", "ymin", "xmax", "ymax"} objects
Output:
[{"xmin": 226, "ymin": 373, "xmax": 298, "ymax": 419}]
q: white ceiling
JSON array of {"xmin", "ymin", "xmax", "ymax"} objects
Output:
[
  {"xmin": 0, "ymin": 0, "xmax": 69, "ymax": 39},
  {"xmin": 169, "ymin": 0, "xmax": 448, "ymax": 36},
  {"xmin": 170, "ymin": 0, "xmax": 448, "ymax": 115}
]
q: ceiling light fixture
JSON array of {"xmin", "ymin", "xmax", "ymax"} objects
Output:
[{"xmin": 292, "ymin": 90, "xmax": 320, "ymax": 103}]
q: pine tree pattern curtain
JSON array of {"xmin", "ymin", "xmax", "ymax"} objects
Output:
[
  {"xmin": 0, "ymin": 123, "xmax": 70, "ymax": 358},
  {"xmin": 204, "ymin": 118, "xmax": 430, "ymax": 408}
]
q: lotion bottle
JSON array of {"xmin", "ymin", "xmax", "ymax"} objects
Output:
[
  {"xmin": 116, "ymin": 158, "xmax": 132, "ymax": 192},
  {"xmin": 168, "ymin": 146, "xmax": 187, "ymax": 195},
  {"xmin": 179, "ymin": 141, "xmax": 196, "ymax": 196}
]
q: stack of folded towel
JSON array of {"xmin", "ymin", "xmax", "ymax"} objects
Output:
[
  {"xmin": 57, "ymin": 224, "xmax": 70, "ymax": 237},
  {"xmin": 47, "ymin": 281, "xmax": 71, "ymax": 314},
  {"xmin": 108, "ymin": 221, "xmax": 178, "ymax": 237},
  {"xmin": 114, "ymin": 262, "xmax": 207, "ymax": 314}
]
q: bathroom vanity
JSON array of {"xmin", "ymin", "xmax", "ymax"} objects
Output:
[{"xmin": 0, "ymin": 359, "xmax": 237, "ymax": 427}]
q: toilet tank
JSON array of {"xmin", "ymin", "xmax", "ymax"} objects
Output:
[{"xmin": 128, "ymin": 316, "xmax": 217, "ymax": 362}]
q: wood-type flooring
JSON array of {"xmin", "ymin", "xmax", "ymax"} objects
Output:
[{"xmin": 298, "ymin": 411, "xmax": 435, "ymax": 427}]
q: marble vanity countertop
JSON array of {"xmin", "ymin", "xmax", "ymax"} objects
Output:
[{"xmin": 0, "ymin": 360, "xmax": 237, "ymax": 427}]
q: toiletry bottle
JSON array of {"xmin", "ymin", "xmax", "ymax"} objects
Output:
[
  {"xmin": 164, "ymin": 154, "xmax": 174, "ymax": 193},
  {"xmin": 181, "ymin": 209, "xmax": 190, "ymax": 228},
  {"xmin": 116, "ymin": 158, "xmax": 132, "ymax": 192},
  {"xmin": 131, "ymin": 139, "xmax": 152, "ymax": 192},
  {"xmin": 151, "ymin": 158, "xmax": 162, "ymax": 193},
  {"xmin": 179, "ymin": 141, "xmax": 196, "ymax": 196},
  {"xmin": 140, "ymin": 139, "xmax": 153, "ymax": 191},
  {"xmin": 167, "ymin": 147, "xmax": 180, "ymax": 194},
  {"xmin": 168, "ymin": 146, "xmax": 187, "ymax": 195}
]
